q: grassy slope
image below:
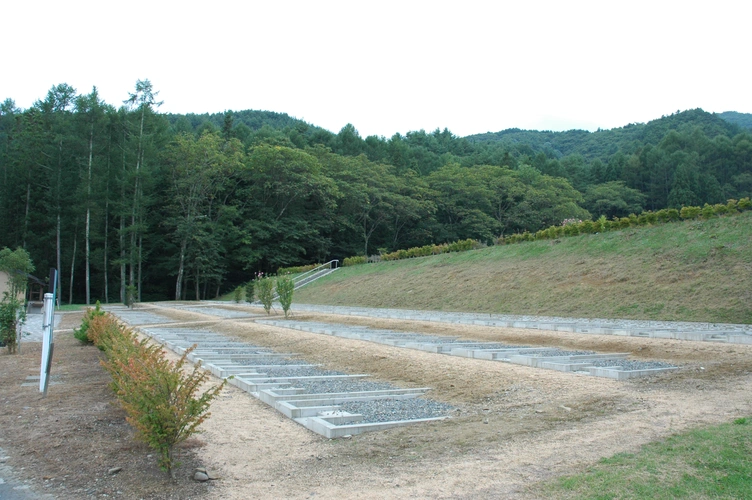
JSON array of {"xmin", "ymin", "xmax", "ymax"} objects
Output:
[{"xmin": 295, "ymin": 212, "xmax": 752, "ymax": 324}]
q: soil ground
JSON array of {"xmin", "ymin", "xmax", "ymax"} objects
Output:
[{"xmin": 1, "ymin": 303, "xmax": 751, "ymax": 499}]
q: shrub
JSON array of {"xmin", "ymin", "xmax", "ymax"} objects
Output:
[
  {"xmin": 700, "ymin": 204, "xmax": 715, "ymax": 219},
  {"xmin": 738, "ymin": 197, "xmax": 751, "ymax": 210},
  {"xmin": 109, "ymin": 344, "xmax": 223, "ymax": 476},
  {"xmin": 256, "ymin": 276, "xmax": 274, "ymax": 314},
  {"xmin": 244, "ymin": 280, "xmax": 255, "ymax": 303},
  {"xmin": 343, "ymin": 256, "xmax": 367, "ymax": 266},
  {"xmin": 74, "ymin": 301, "xmax": 105, "ymax": 344},
  {"xmin": 277, "ymin": 263, "xmax": 319, "ymax": 275},
  {"xmin": 276, "ymin": 275, "xmax": 295, "ymax": 318},
  {"xmin": 0, "ymin": 293, "xmax": 25, "ymax": 354},
  {"xmin": 91, "ymin": 313, "xmax": 225, "ymax": 477},
  {"xmin": 712, "ymin": 203, "xmax": 729, "ymax": 216},
  {"xmin": 680, "ymin": 206, "xmax": 701, "ymax": 220},
  {"xmin": 233, "ymin": 286, "xmax": 243, "ymax": 303}
]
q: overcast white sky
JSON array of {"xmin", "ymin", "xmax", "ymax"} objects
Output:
[{"xmin": 3, "ymin": 1, "xmax": 749, "ymax": 138}]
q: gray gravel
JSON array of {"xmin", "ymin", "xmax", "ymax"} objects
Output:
[
  {"xmin": 526, "ymin": 349, "xmax": 595, "ymax": 357},
  {"xmin": 231, "ymin": 357, "xmax": 305, "ymax": 366},
  {"xmin": 339, "ymin": 398, "xmax": 453, "ymax": 423},
  {"xmin": 590, "ymin": 359, "xmax": 676, "ymax": 370},
  {"xmin": 261, "ymin": 367, "xmax": 346, "ymax": 378},
  {"xmin": 297, "ymin": 379, "xmax": 396, "ymax": 394}
]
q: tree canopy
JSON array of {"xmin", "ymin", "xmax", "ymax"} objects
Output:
[{"xmin": 1, "ymin": 82, "xmax": 750, "ymax": 303}]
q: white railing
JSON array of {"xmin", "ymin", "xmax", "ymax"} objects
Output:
[{"xmin": 271, "ymin": 260, "xmax": 339, "ymax": 299}]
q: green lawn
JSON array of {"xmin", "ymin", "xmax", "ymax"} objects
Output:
[{"xmin": 535, "ymin": 418, "xmax": 752, "ymax": 499}]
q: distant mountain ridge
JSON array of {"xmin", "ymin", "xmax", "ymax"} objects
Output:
[
  {"xmin": 463, "ymin": 108, "xmax": 744, "ymax": 161},
  {"xmin": 718, "ymin": 111, "xmax": 752, "ymax": 130}
]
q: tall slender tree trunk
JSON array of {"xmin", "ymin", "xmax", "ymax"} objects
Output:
[
  {"xmin": 56, "ymin": 138, "xmax": 63, "ymax": 306},
  {"xmin": 103, "ymin": 147, "xmax": 111, "ymax": 303},
  {"xmin": 23, "ymin": 176, "xmax": 30, "ymax": 249},
  {"xmin": 69, "ymin": 230, "xmax": 77, "ymax": 305},
  {"xmin": 175, "ymin": 239, "xmax": 186, "ymax": 300},
  {"xmin": 120, "ymin": 127, "xmax": 127, "ymax": 304},
  {"xmin": 85, "ymin": 121, "xmax": 93, "ymax": 305},
  {"xmin": 137, "ymin": 231, "xmax": 143, "ymax": 302},
  {"xmin": 129, "ymin": 106, "xmax": 146, "ymax": 290},
  {"xmin": 56, "ymin": 214, "xmax": 61, "ymax": 307},
  {"xmin": 119, "ymin": 215, "xmax": 125, "ymax": 303}
]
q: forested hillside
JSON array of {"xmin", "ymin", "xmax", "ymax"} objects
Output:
[
  {"xmin": 718, "ymin": 111, "xmax": 752, "ymax": 131},
  {"xmin": 1, "ymin": 80, "xmax": 751, "ymax": 304}
]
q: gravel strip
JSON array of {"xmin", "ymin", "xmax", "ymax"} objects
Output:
[
  {"xmin": 260, "ymin": 367, "xmax": 346, "ymax": 378},
  {"xmin": 297, "ymin": 379, "xmax": 396, "ymax": 394},
  {"xmin": 230, "ymin": 357, "xmax": 304, "ymax": 366},
  {"xmin": 338, "ymin": 398, "xmax": 454, "ymax": 423},
  {"xmin": 525, "ymin": 349, "xmax": 595, "ymax": 357},
  {"xmin": 449, "ymin": 343, "xmax": 527, "ymax": 350},
  {"xmin": 590, "ymin": 359, "xmax": 676, "ymax": 370}
]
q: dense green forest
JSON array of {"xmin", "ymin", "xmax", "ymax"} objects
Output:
[{"xmin": 1, "ymin": 80, "xmax": 751, "ymax": 304}]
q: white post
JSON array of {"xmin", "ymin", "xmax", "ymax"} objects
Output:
[{"xmin": 39, "ymin": 292, "xmax": 54, "ymax": 395}]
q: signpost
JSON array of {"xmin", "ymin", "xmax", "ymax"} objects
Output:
[{"xmin": 39, "ymin": 268, "xmax": 57, "ymax": 396}]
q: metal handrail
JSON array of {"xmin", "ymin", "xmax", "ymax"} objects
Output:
[{"xmin": 287, "ymin": 260, "xmax": 339, "ymax": 286}]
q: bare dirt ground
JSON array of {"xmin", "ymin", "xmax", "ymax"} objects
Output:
[{"xmin": 1, "ymin": 303, "xmax": 751, "ymax": 499}]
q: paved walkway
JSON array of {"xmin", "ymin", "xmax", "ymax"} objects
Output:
[{"xmin": 19, "ymin": 312, "xmax": 62, "ymax": 343}]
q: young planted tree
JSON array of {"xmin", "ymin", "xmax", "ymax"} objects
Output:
[
  {"xmin": 256, "ymin": 275, "xmax": 274, "ymax": 314},
  {"xmin": 244, "ymin": 280, "xmax": 255, "ymax": 304},
  {"xmin": 275, "ymin": 274, "xmax": 294, "ymax": 318}
]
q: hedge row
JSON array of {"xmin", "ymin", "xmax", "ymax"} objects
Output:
[
  {"xmin": 83, "ymin": 311, "xmax": 224, "ymax": 476},
  {"xmin": 277, "ymin": 263, "xmax": 321, "ymax": 275},
  {"xmin": 499, "ymin": 198, "xmax": 751, "ymax": 245},
  {"xmin": 341, "ymin": 198, "xmax": 751, "ymax": 266}
]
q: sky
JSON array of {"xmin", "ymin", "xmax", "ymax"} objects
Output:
[{"xmin": 3, "ymin": 1, "xmax": 750, "ymax": 138}]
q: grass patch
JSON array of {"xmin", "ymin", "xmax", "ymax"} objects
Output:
[
  {"xmin": 55, "ymin": 304, "xmax": 88, "ymax": 312},
  {"xmin": 296, "ymin": 212, "xmax": 752, "ymax": 323},
  {"xmin": 534, "ymin": 417, "xmax": 752, "ymax": 499}
]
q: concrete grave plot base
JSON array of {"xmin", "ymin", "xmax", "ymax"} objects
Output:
[
  {"xmin": 258, "ymin": 320, "xmax": 679, "ymax": 379},
  {"xmin": 165, "ymin": 304, "xmax": 264, "ymax": 319},
  {"xmin": 287, "ymin": 304, "xmax": 752, "ymax": 346},
  {"xmin": 104, "ymin": 306, "xmax": 180, "ymax": 326},
  {"xmin": 129, "ymin": 326, "xmax": 452, "ymax": 439}
]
